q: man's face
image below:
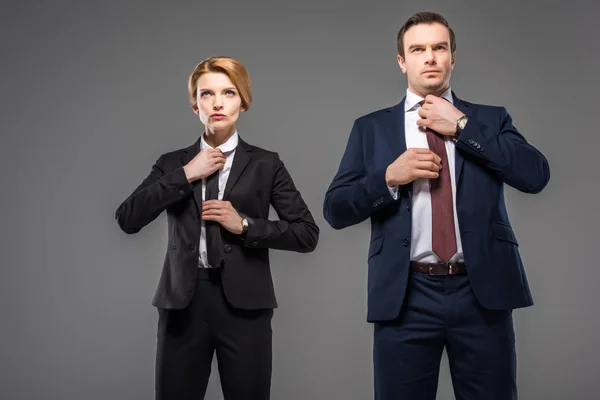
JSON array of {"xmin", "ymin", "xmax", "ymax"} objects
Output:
[{"xmin": 397, "ymin": 22, "xmax": 454, "ymax": 96}]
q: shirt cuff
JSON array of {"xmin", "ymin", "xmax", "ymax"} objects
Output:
[{"xmin": 387, "ymin": 185, "xmax": 399, "ymax": 200}]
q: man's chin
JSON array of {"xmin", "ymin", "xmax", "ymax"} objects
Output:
[{"xmin": 422, "ymin": 82, "xmax": 448, "ymax": 95}]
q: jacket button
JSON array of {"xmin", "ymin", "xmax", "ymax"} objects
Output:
[
  {"xmin": 178, "ymin": 189, "xmax": 185, "ymax": 196},
  {"xmin": 224, "ymin": 244, "xmax": 232, "ymax": 253},
  {"xmin": 252, "ymin": 241, "xmax": 258, "ymax": 247},
  {"xmin": 403, "ymin": 238, "xmax": 410, "ymax": 246}
]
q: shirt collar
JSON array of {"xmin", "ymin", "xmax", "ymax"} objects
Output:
[
  {"xmin": 404, "ymin": 87, "xmax": 453, "ymax": 112},
  {"xmin": 200, "ymin": 131, "xmax": 239, "ymax": 153}
]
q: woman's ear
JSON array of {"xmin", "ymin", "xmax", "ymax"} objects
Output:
[{"xmin": 192, "ymin": 104, "xmax": 199, "ymax": 114}]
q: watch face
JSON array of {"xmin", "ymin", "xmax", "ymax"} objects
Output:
[{"xmin": 458, "ymin": 117, "xmax": 467, "ymax": 129}]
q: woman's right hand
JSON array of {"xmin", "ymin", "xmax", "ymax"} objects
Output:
[{"xmin": 183, "ymin": 149, "xmax": 226, "ymax": 183}]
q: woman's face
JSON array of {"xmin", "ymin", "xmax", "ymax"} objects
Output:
[{"xmin": 193, "ymin": 72, "xmax": 244, "ymax": 136}]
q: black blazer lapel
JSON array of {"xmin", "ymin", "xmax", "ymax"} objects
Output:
[
  {"xmin": 451, "ymin": 92, "xmax": 473, "ymax": 185},
  {"xmin": 180, "ymin": 137, "xmax": 203, "ymax": 212},
  {"xmin": 223, "ymin": 138, "xmax": 253, "ymax": 201}
]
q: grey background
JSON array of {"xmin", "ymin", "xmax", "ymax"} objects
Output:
[{"xmin": 1, "ymin": 0, "xmax": 598, "ymax": 398}]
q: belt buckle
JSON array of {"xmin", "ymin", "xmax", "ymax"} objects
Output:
[{"xmin": 428, "ymin": 263, "xmax": 451, "ymax": 276}]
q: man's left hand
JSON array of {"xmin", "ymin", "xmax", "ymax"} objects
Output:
[
  {"xmin": 202, "ymin": 200, "xmax": 244, "ymax": 234},
  {"xmin": 417, "ymin": 95, "xmax": 465, "ymax": 136}
]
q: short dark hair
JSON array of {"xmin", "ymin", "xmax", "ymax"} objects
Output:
[{"xmin": 397, "ymin": 12, "xmax": 456, "ymax": 58}]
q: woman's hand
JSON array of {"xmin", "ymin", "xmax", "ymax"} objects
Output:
[
  {"xmin": 183, "ymin": 149, "xmax": 226, "ymax": 182},
  {"xmin": 201, "ymin": 200, "xmax": 244, "ymax": 234}
]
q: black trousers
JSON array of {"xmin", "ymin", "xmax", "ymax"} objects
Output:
[{"xmin": 155, "ymin": 268, "xmax": 273, "ymax": 400}]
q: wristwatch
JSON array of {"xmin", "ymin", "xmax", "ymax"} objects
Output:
[
  {"xmin": 240, "ymin": 218, "xmax": 249, "ymax": 240},
  {"xmin": 454, "ymin": 115, "xmax": 468, "ymax": 141}
]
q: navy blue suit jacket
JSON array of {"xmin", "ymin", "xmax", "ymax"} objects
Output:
[{"xmin": 323, "ymin": 93, "xmax": 550, "ymax": 322}]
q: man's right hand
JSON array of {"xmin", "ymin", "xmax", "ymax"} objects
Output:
[
  {"xmin": 183, "ymin": 149, "xmax": 227, "ymax": 183},
  {"xmin": 385, "ymin": 148, "xmax": 442, "ymax": 187}
]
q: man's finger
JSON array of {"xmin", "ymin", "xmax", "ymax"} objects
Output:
[
  {"xmin": 411, "ymin": 148, "xmax": 435, "ymax": 154},
  {"xmin": 414, "ymin": 169, "xmax": 439, "ymax": 179},
  {"xmin": 417, "ymin": 153, "xmax": 442, "ymax": 167},
  {"xmin": 415, "ymin": 161, "xmax": 441, "ymax": 172}
]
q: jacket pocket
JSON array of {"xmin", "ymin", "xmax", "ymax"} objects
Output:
[
  {"xmin": 491, "ymin": 221, "xmax": 518, "ymax": 245},
  {"xmin": 368, "ymin": 235, "xmax": 384, "ymax": 260}
]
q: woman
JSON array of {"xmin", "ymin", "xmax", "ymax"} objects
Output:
[{"xmin": 115, "ymin": 56, "xmax": 319, "ymax": 400}]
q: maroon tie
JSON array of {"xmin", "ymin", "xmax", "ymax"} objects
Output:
[{"xmin": 419, "ymin": 101, "xmax": 457, "ymax": 262}]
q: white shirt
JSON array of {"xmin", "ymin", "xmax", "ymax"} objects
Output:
[
  {"xmin": 198, "ymin": 131, "xmax": 238, "ymax": 268},
  {"xmin": 394, "ymin": 88, "xmax": 464, "ymax": 263}
]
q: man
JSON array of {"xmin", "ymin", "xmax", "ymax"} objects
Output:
[{"xmin": 323, "ymin": 12, "xmax": 549, "ymax": 400}]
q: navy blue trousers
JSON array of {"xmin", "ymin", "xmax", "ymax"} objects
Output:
[{"xmin": 374, "ymin": 272, "xmax": 517, "ymax": 400}]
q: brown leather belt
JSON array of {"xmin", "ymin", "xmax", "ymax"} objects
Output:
[{"xmin": 410, "ymin": 261, "xmax": 467, "ymax": 275}]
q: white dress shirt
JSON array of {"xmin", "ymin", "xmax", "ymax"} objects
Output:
[
  {"xmin": 198, "ymin": 131, "xmax": 238, "ymax": 268},
  {"xmin": 391, "ymin": 88, "xmax": 464, "ymax": 263}
]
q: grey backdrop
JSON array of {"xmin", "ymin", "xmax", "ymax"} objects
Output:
[{"xmin": 2, "ymin": 0, "xmax": 599, "ymax": 399}]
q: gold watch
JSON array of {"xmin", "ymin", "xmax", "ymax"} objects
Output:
[{"xmin": 240, "ymin": 218, "xmax": 249, "ymax": 238}]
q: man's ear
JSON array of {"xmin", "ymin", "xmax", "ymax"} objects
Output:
[{"xmin": 397, "ymin": 54, "xmax": 407, "ymax": 74}]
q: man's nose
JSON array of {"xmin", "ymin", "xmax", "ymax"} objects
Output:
[{"xmin": 425, "ymin": 48, "xmax": 436, "ymax": 63}]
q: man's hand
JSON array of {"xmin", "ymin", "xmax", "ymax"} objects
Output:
[
  {"xmin": 202, "ymin": 200, "xmax": 244, "ymax": 234},
  {"xmin": 183, "ymin": 149, "xmax": 226, "ymax": 183},
  {"xmin": 386, "ymin": 148, "xmax": 442, "ymax": 186},
  {"xmin": 417, "ymin": 95, "xmax": 465, "ymax": 135}
]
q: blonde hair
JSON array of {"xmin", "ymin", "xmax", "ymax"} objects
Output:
[{"xmin": 188, "ymin": 56, "xmax": 252, "ymax": 111}]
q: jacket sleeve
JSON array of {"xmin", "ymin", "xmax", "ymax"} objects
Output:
[
  {"xmin": 455, "ymin": 107, "xmax": 550, "ymax": 193},
  {"xmin": 242, "ymin": 153, "xmax": 319, "ymax": 253},
  {"xmin": 115, "ymin": 155, "xmax": 194, "ymax": 234},
  {"xmin": 323, "ymin": 119, "xmax": 398, "ymax": 230}
]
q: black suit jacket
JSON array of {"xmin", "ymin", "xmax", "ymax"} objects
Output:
[{"xmin": 116, "ymin": 137, "xmax": 319, "ymax": 310}]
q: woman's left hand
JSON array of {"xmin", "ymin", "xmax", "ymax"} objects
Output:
[{"xmin": 202, "ymin": 200, "xmax": 244, "ymax": 234}]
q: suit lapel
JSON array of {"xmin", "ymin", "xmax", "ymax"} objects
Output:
[
  {"xmin": 180, "ymin": 138, "xmax": 204, "ymax": 212},
  {"xmin": 223, "ymin": 138, "xmax": 252, "ymax": 200},
  {"xmin": 385, "ymin": 98, "xmax": 412, "ymax": 201},
  {"xmin": 451, "ymin": 92, "xmax": 473, "ymax": 185}
]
